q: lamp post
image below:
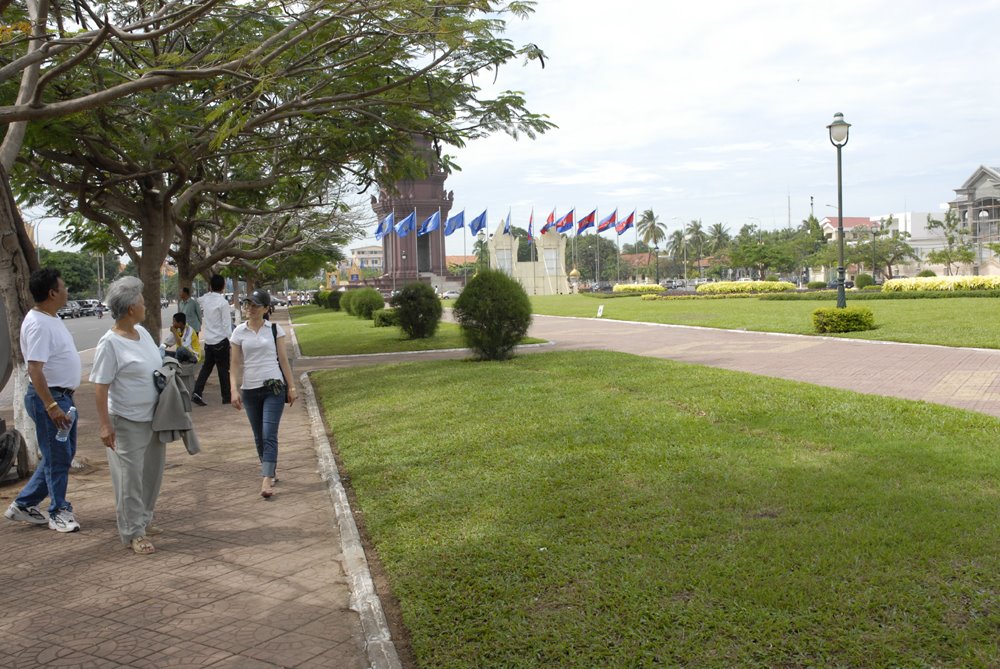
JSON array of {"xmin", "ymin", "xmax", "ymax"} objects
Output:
[
  {"xmin": 653, "ymin": 243, "xmax": 660, "ymax": 285},
  {"xmin": 827, "ymin": 112, "xmax": 851, "ymax": 308},
  {"xmin": 977, "ymin": 209, "xmax": 988, "ymax": 274}
]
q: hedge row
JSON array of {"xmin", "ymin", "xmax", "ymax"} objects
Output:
[
  {"xmin": 612, "ymin": 283, "xmax": 663, "ymax": 294},
  {"xmin": 695, "ymin": 280, "xmax": 796, "ymax": 295},
  {"xmin": 882, "ymin": 275, "xmax": 1000, "ymax": 292},
  {"xmin": 761, "ymin": 289, "xmax": 1000, "ymax": 301}
]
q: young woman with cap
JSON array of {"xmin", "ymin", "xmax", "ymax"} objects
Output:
[{"xmin": 229, "ymin": 289, "xmax": 297, "ymax": 498}]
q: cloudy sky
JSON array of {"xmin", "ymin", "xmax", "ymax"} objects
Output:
[
  {"xmin": 372, "ymin": 0, "xmax": 1000, "ymax": 255},
  {"xmin": 31, "ymin": 0, "xmax": 1000, "ymax": 258}
]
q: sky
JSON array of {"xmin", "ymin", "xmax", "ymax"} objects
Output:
[
  {"xmin": 363, "ymin": 0, "xmax": 1000, "ymax": 256},
  {"xmin": 30, "ymin": 0, "xmax": 1000, "ymax": 258}
]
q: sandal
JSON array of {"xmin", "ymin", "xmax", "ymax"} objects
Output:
[
  {"xmin": 145, "ymin": 524, "xmax": 163, "ymax": 536},
  {"xmin": 130, "ymin": 536, "xmax": 156, "ymax": 555}
]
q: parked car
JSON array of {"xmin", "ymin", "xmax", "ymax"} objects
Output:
[
  {"xmin": 77, "ymin": 299, "xmax": 100, "ymax": 316},
  {"xmin": 440, "ymin": 290, "xmax": 461, "ymax": 300},
  {"xmin": 826, "ymin": 280, "xmax": 855, "ymax": 289},
  {"xmin": 57, "ymin": 300, "xmax": 82, "ymax": 319},
  {"xmin": 160, "ymin": 297, "xmax": 169, "ymax": 308},
  {"xmin": 590, "ymin": 281, "xmax": 613, "ymax": 293}
]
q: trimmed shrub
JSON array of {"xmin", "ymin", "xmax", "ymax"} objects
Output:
[
  {"xmin": 917, "ymin": 269, "xmax": 937, "ymax": 277},
  {"xmin": 883, "ymin": 275, "xmax": 1000, "ymax": 292},
  {"xmin": 373, "ymin": 308, "xmax": 400, "ymax": 328},
  {"xmin": 340, "ymin": 290, "xmax": 356, "ymax": 315},
  {"xmin": 855, "ymin": 273, "xmax": 874, "ymax": 289},
  {"xmin": 812, "ymin": 306, "xmax": 876, "ymax": 333},
  {"xmin": 352, "ymin": 288, "xmax": 385, "ymax": 320},
  {"xmin": 807, "ymin": 281, "xmax": 828, "ymax": 289},
  {"xmin": 762, "ymin": 289, "xmax": 1000, "ymax": 301},
  {"xmin": 326, "ymin": 290, "xmax": 342, "ymax": 311},
  {"xmin": 454, "ymin": 269, "xmax": 532, "ymax": 360},
  {"xmin": 612, "ymin": 283, "xmax": 663, "ymax": 295},
  {"xmin": 314, "ymin": 290, "xmax": 330, "ymax": 307},
  {"xmin": 391, "ymin": 282, "xmax": 442, "ymax": 338},
  {"xmin": 765, "ymin": 274, "xmax": 780, "ymax": 282},
  {"xmin": 696, "ymin": 280, "xmax": 795, "ymax": 295}
]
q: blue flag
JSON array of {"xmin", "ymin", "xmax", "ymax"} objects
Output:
[
  {"xmin": 503, "ymin": 210, "xmax": 511, "ymax": 235},
  {"xmin": 469, "ymin": 209, "xmax": 488, "ymax": 235},
  {"xmin": 418, "ymin": 210, "xmax": 441, "ymax": 236},
  {"xmin": 445, "ymin": 210, "xmax": 465, "ymax": 236},
  {"xmin": 395, "ymin": 210, "xmax": 416, "ymax": 237},
  {"xmin": 375, "ymin": 212, "xmax": 394, "ymax": 241}
]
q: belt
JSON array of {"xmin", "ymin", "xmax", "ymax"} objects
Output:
[{"xmin": 49, "ymin": 386, "xmax": 75, "ymax": 398}]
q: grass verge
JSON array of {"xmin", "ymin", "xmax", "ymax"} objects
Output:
[
  {"xmin": 530, "ymin": 294, "xmax": 1000, "ymax": 348},
  {"xmin": 313, "ymin": 351, "xmax": 1000, "ymax": 668}
]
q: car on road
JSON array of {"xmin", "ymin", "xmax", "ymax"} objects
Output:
[
  {"xmin": 440, "ymin": 290, "xmax": 461, "ymax": 299},
  {"xmin": 57, "ymin": 300, "xmax": 82, "ymax": 319},
  {"xmin": 77, "ymin": 299, "xmax": 100, "ymax": 316}
]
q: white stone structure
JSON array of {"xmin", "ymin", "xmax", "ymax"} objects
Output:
[{"xmin": 487, "ymin": 221, "xmax": 569, "ymax": 295}]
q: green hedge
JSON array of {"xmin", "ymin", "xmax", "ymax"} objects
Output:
[
  {"xmin": 762, "ymin": 289, "xmax": 1000, "ymax": 301},
  {"xmin": 812, "ymin": 306, "xmax": 876, "ymax": 333},
  {"xmin": 373, "ymin": 308, "xmax": 400, "ymax": 327},
  {"xmin": 696, "ymin": 280, "xmax": 796, "ymax": 295},
  {"xmin": 326, "ymin": 290, "xmax": 342, "ymax": 311},
  {"xmin": 807, "ymin": 281, "xmax": 827, "ymax": 289}
]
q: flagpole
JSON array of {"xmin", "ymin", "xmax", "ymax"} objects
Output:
[
  {"xmin": 616, "ymin": 233, "xmax": 620, "ymax": 283},
  {"xmin": 412, "ymin": 207, "xmax": 418, "ymax": 281},
  {"xmin": 595, "ymin": 208, "xmax": 600, "ymax": 286},
  {"xmin": 634, "ymin": 206, "xmax": 639, "ymax": 283}
]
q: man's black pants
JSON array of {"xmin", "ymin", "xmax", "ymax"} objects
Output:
[{"xmin": 193, "ymin": 339, "xmax": 231, "ymax": 403}]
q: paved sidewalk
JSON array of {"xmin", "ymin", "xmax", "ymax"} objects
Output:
[{"xmin": 0, "ymin": 310, "xmax": 373, "ymax": 669}]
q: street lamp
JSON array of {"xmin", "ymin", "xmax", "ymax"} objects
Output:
[
  {"xmin": 653, "ymin": 243, "xmax": 660, "ymax": 285},
  {"xmin": 827, "ymin": 112, "xmax": 851, "ymax": 308},
  {"xmin": 977, "ymin": 209, "xmax": 988, "ymax": 274}
]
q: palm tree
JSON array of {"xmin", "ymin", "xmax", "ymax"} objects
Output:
[
  {"xmin": 707, "ymin": 222, "xmax": 731, "ymax": 255},
  {"xmin": 637, "ymin": 209, "xmax": 667, "ymax": 249},
  {"xmin": 685, "ymin": 219, "xmax": 707, "ymax": 278}
]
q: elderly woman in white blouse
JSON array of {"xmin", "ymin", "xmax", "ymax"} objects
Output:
[{"xmin": 90, "ymin": 276, "xmax": 165, "ymax": 555}]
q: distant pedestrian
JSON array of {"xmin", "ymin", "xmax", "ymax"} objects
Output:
[
  {"xmin": 229, "ymin": 290, "xmax": 296, "ymax": 498},
  {"xmin": 90, "ymin": 276, "xmax": 165, "ymax": 555},
  {"xmin": 178, "ymin": 286, "xmax": 202, "ymax": 333},
  {"xmin": 192, "ymin": 274, "xmax": 232, "ymax": 406},
  {"xmin": 4, "ymin": 268, "xmax": 83, "ymax": 533}
]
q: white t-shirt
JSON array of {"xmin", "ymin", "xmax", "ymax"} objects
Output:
[
  {"xmin": 89, "ymin": 325, "xmax": 162, "ymax": 422},
  {"xmin": 199, "ymin": 291, "xmax": 232, "ymax": 345},
  {"xmin": 20, "ymin": 308, "xmax": 81, "ymax": 389},
  {"xmin": 230, "ymin": 321, "xmax": 285, "ymax": 390}
]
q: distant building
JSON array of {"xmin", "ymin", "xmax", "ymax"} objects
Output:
[
  {"xmin": 350, "ymin": 245, "xmax": 383, "ymax": 271},
  {"xmin": 949, "ymin": 165, "xmax": 1000, "ymax": 275}
]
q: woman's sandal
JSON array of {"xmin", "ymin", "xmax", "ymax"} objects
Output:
[
  {"xmin": 130, "ymin": 536, "xmax": 155, "ymax": 555},
  {"xmin": 261, "ymin": 477, "xmax": 274, "ymax": 499}
]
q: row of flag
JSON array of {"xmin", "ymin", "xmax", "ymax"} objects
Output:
[{"xmin": 375, "ymin": 208, "xmax": 636, "ymax": 242}]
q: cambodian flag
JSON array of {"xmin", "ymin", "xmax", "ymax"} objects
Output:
[
  {"xmin": 616, "ymin": 210, "xmax": 635, "ymax": 235},
  {"xmin": 527, "ymin": 209, "xmax": 534, "ymax": 242},
  {"xmin": 540, "ymin": 208, "xmax": 556, "ymax": 234},
  {"xmin": 577, "ymin": 209, "xmax": 596, "ymax": 234},
  {"xmin": 597, "ymin": 209, "xmax": 617, "ymax": 233},
  {"xmin": 555, "ymin": 209, "xmax": 575, "ymax": 234}
]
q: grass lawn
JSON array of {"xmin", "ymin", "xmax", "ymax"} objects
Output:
[
  {"xmin": 529, "ymin": 294, "xmax": 1000, "ymax": 348},
  {"xmin": 290, "ymin": 305, "xmax": 469, "ymax": 356},
  {"xmin": 314, "ymin": 350, "xmax": 1000, "ymax": 668}
]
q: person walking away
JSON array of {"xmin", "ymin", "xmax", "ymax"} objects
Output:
[
  {"xmin": 90, "ymin": 276, "xmax": 166, "ymax": 555},
  {"xmin": 229, "ymin": 290, "xmax": 296, "ymax": 498},
  {"xmin": 192, "ymin": 274, "xmax": 232, "ymax": 406},
  {"xmin": 4, "ymin": 268, "xmax": 82, "ymax": 532},
  {"xmin": 177, "ymin": 286, "xmax": 201, "ymax": 333}
]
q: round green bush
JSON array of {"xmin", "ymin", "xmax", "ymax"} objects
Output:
[
  {"xmin": 373, "ymin": 308, "xmax": 400, "ymax": 328},
  {"xmin": 340, "ymin": 289, "xmax": 356, "ymax": 316},
  {"xmin": 917, "ymin": 269, "xmax": 937, "ymax": 277},
  {"xmin": 352, "ymin": 287, "xmax": 385, "ymax": 320},
  {"xmin": 391, "ymin": 282, "xmax": 442, "ymax": 338},
  {"xmin": 855, "ymin": 273, "xmax": 874, "ymax": 289},
  {"xmin": 807, "ymin": 281, "xmax": 827, "ymax": 289},
  {"xmin": 326, "ymin": 290, "xmax": 342, "ymax": 311},
  {"xmin": 453, "ymin": 269, "xmax": 532, "ymax": 361},
  {"xmin": 314, "ymin": 290, "xmax": 330, "ymax": 307}
]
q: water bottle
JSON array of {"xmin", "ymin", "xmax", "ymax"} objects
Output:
[{"xmin": 55, "ymin": 406, "xmax": 77, "ymax": 442}]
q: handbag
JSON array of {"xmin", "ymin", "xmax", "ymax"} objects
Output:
[{"xmin": 271, "ymin": 323, "xmax": 291, "ymax": 404}]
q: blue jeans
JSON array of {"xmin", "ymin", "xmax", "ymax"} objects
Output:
[
  {"xmin": 16, "ymin": 387, "xmax": 76, "ymax": 514},
  {"xmin": 241, "ymin": 386, "xmax": 285, "ymax": 478}
]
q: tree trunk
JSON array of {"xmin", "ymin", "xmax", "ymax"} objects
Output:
[{"xmin": 0, "ymin": 165, "xmax": 43, "ymax": 466}]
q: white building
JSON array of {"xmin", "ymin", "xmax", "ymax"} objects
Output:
[{"xmin": 350, "ymin": 245, "xmax": 384, "ymax": 271}]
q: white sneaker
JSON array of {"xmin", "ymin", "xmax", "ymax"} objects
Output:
[
  {"xmin": 4, "ymin": 502, "xmax": 48, "ymax": 525},
  {"xmin": 48, "ymin": 509, "xmax": 81, "ymax": 533}
]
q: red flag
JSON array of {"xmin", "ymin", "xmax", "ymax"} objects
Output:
[
  {"xmin": 597, "ymin": 209, "xmax": 617, "ymax": 232},
  {"xmin": 616, "ymin": 210, "xmax": 635, "ymax": 235},
  {"xmin": 540, "ymin": 208, "xmax": 556, "ymax": 234}
]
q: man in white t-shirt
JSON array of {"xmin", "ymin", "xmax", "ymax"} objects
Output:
[
  {"xmin": 4, "ymin": 268, "xmax": 83, "ymax": 533},
  {"xmin": 192, "ymin": 274, "xmax": 233, "ymax": 406}
]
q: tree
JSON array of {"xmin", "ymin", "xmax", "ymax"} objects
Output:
[
  {"xmin": 706, "ymin": 222, "xmax": 731, "ymax": 255},
  {"xmin": 637, "ymin": 209, "xmax": 667, "ymax": 250},
  {"xmin": 36, "ymin": 249, "xmax": 96, "ymax": 296},
  {"xmin": 473, "ymin": 234, "xmax": 490, "ymax": 270},
  {"xmin": 925, "ymin": 210, "xmax": 974, "ymax": 275},
  {"xmin": 10, "ymin": 1, "xmax": 554, "ymax": 340},
  {"xmin": 686, "ymin": 219, "xmax": 706, "ymax": 278},
  {"xmin": 571, "ymin": 235, "xmax": 619, "ymax": 282}
]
